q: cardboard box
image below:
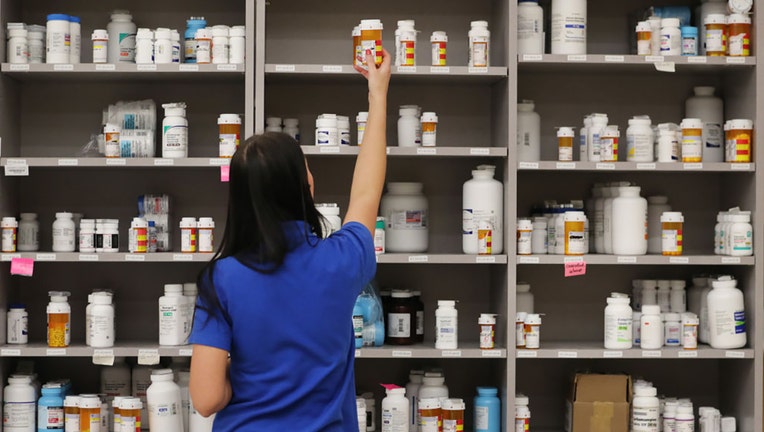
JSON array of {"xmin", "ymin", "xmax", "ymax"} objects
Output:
[{"xmin": 566, "ymin": 373, "xmax": 632, "ymax": 432}]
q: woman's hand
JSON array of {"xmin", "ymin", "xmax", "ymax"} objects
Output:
[{"xmin": 354, "ymin": 48, "xmax": 392, "ymax": 99}]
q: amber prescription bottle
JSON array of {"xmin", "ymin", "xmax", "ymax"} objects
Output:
[
  {"xmin": 120, "ymin": 397, "xmax": 143, "ymax": 432},
  {"xmin": 726, "ymin": 119, "xmax": 753, "ymax": 163},
  {"xmin": 352, "ymin": 26, "xmax": 361, "ymax": 64},
  {"xmin": 431, "ymin": 31, "xmax": 447, "ymax": 66},
  {"xmin": 418, "ymin": 398, "xmax": 442, "ymax": 432},
  {"xmin": 64, "ymin": 396, "xmax": 81, "ymax": 431},
  {"xmin": 680, "ymin": 118, "xmax": 703, "ymax": 163},
  {"xmin": 704, "ymin": 14, "xmax": 727, "ymax": 56},
  {"xmin": 727, "ymin": 14, "xmax": 751, "ymax": 57},
  {"xmin": 218, "ymin": 114, "xmax": 242, "ymax": 158},
  {"xmin": 636, "ymin": 21, "xmax": 652, "ymax": 55},
  {"xmin": 557, "ymin": 127, "xmax": 575, "ymax": 161},
  {"xmin": 442, "ymin": 398, "xmax": 465, "ymax": 432},
  {"xmin": 78, "ymin": 395, "xmax": 102, "ymax": 432},
  {"xmin": 359, "ymin": 19, "xmax": 384, "ymax": 66},
  {"xmin": 479, "ymin": 313, "xmax": 497, "ymax": 350},
  {"xmin": 421, "ymin": 112, "xmax": 438, "ymax": 147},
  {"xmin": 661, "ymin": 212, "xmax": 684, "ymax": 256}
]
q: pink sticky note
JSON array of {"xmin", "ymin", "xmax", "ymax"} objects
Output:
[
  {"xmin": 220, "ymin": 165, "xmax": 230, "ymax": 183},
  {"xmin": 10, "ymin": 258, "xmax": 34, "ymax": 277},
  {"xmin": 564, "ymin": 261, "xmax": 586, "ymax": 277}
]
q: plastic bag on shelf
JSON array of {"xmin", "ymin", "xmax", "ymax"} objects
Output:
[
  {"xmin": 103, "ymin": 99, "xmax": 157, "ymax": 158},
  {"xmin": 354, "ymin": 281, "xmax": 385, "ymax": 347}
]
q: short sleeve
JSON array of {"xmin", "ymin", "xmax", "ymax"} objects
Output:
[
  {"xmin": 189, "ymin": 273, "xmax": 233, "ymax": 352},
  {"xmin": 330, "ymin": 222, "xmax": 377, "ymax": 286}
]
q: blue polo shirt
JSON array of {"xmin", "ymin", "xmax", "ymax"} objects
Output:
[{"xmin": 190, "ymin": 221, "xmax": 376, "ymax": 432}]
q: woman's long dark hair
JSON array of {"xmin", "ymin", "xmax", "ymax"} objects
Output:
[{"xmin": 196, "ymin": 132, "xmax": 324, "ymax": 322}]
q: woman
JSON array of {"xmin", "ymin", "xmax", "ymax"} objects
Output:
[{"xmin": 188, "ymin": 48, "xmax": 391, "ymax": 431}]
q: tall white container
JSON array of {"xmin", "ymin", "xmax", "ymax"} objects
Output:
[
  {"xmin": 89, "ymin": 293, "xmax": 115, "ymax": 348},
  {"xmin": 611, "ymin": 186, "xmax": 647, "ymax": 256},
  {"xmin": 517, "ymin": 101, "xmax": 541, "ymax": 162},
  {"xmin": 398, "ymin": 105, "xmax": 421, "ymax": 147},
  {"xmin": 4, "ymin": 376, "xmax": 36, "ymax": 432},
  {"xmin": 647, "ymin": 196, "xmax": 671, "ymax": 254},
  {"xmin": 381, "ymin": 183, "xmax": 429, "ymax": 253},
  {"xmin": 707, "ymin": 276, "xmax": 747, "ymax": 349},
  {"xmin": 551, "ymin": 0, "xmax": 587, "ymax": 54},
  {"xmin": 632, "ymin": 386, "xmax": 660, "ymax": 431},
  {"xmin": 517, "ymin": 0, "xmax": 544, "ymax": 55},
  {"xmin": 107, "ymin": 10, "xmax": 137, "ymax": 63},
  {"xmin": 178, "ymin": 371, "xmax": 190, "ymax": 432},
  {"xmin": 381, "ymin": 387, "xmax": 409, "ymax": 432},
  {"xmin": 463, "ymin": 167, "xmax": 504, "ymax": 254},
  {"xmin": 604, "ymin": 293, "xmax": 633, "ymax": 349},
  {"xmin": 435, "ymin": 300, "xmax": 458, "ymax": 350},
  {"xmin": 162, "ymin": 103, "xmax": 189, "ymax": 158},
  {"xmin": 159, "ymin": 284, "xmax": 186, "ymax": 346},
  {"xmin": 686, "ymin": 87, "xmax": 724, "ymax": 163},
  {"xmin": 146, "ymin": 369, "xmax": 183, "ymax": 432}
]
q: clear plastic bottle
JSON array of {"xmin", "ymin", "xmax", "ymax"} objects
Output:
[
  {"xmin": 604, "ymin": 293, "xmax": 633, "ymax": 349},
  {"xmin": 517, "ymin": 101, "xmax": 541, "ymax": 162},
  {"xmin": 664, "ymin": 313, "xmax": 682, "ymax": 346}
]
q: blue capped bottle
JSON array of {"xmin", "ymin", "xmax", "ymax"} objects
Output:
[
  {"xmin": 474, "ymin": 387, "xmax": 500, "ymax": 432},
  {"xmin": 38, "ymin": 384, "xmax": 65, "ymax": 431}
]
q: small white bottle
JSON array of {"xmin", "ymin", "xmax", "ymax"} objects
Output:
[
  {"xmin": 89, "ymin": 293, "xmax": 115, "ymax": 348},
  {"xmin": 1, "ymin": 217, "xmax": 18, "ymax": 253},
  {"xmin": 604, "ymin": 293, "xmax": 633, "ymax": 350},
  {"xmin": 657, "ymin": 280, "xmax": 671, "ymax": 313},
  {"xmin": 468, "ymin": 20, "xmax": 490, "ymax": 67},
  {"xmin": 647, "ymin": 196, "xmax": 671, "ymax": 254},
  {"xmin": 660, "ymin": 18, "xmax": 681, "ymax": 56},
  {"xmin": 102, "ymin": 220, "xmax": 120, "ymax": 253},
  {"xmin": 154, "ymin": 28, "xmax": 173, "ymax": 64},
  {"xmin": 316, "ymin": 204, "xmax": 342, "ymax": 237},
  {"xmin": 92, "ymin": 30, "xmax": 109, "ymax": 64},
  {"xmin": 7, "ymin": 28, "xmax": 29, "ymax": 64},
  {"xmin": 338, "ymin": 115, "xmax": 351, "ymax": 145},
  {"xmin": 727, "ymin": 212, "xmax": 753, "ymax": 257},
  {"xmin": 52, "ymin": 212, "xmax": 76, "ymax": 252},
  {"xmin": 626, "ymin": 116, "xmax": 654, "ymax": 162},
  {"xmin": 515, "ymin": 394, "xmax": 531, "ymax": 432},
  {"xmin": 587, "ymin": 113, "xmax": 608, "ymax": 162},
  {"xmin": 197, "ymin": 218, "xmax": 215, "ymax": 253},
  {"xmin": 524, "ymin": 314, "xmax": 542, "ymax": 349},
  {"xmin": 315, "ymin": 115, "xmax": 339, "ymax": 146},
  {"xmin": 79, "ymin": 219, "xmax": 96, "ymax": 253},
  {"xmin": 146, "ymin": 369, "xmax": 184, "ymax": 431},
  {"xmin": 675, "ymin": 405, "xmax": 695, "ymax": 432},
  {"xmin": 159, "ymin": 284, "xmax": 186, "ymax": 346},
  {"xmin": 357, "ymin": 112, "xmax": 368, "ymax": 145},
  {"xmin": 531, "ymin": 218, "xmax": 547, "ymax": 254},
  {"xmin": 435, "ymin": 300, "xmax": 458, "ymax": 350},
  {"xmin": 162, "ymin": 103, "xmax": 189, "ymax": 158},
  {"xmin": 195, "ymin": 28, "xmax": 212, "ymax": 64},
  {"xmin": 641, "ymin": 280, "xmax": 658, "ymax": 306},
  {"xmin": 135, "ymin": 28, "xmax": 155, "ymax": 64},
  {"xmin": 266, "ymin": 117, "xmax": 283, "ymax": 133},
  {"xmin": 398, "ymin": 105, "xmax": 421, "ymax": 147},
  {"xmin": 663, "ymin": 313, "xmax": 681, "ymax": 347},
  {"xmin": 381, "ymin": 387, "xmax": 409, "ymax": 432},
  {"xmin": 682, "ymin": 313, "xmax": 699, "ymax": 350},
  {"xmin": 632, "ymin": 386, "xmax": 660, "ymax": 432},
  {"xmin": 211, "ymin": 26, "xmax": 230, "ymax": 64},
  {"xmin": 171, "ymin": 30, "xmax": 182, "ymax": 63},
  {"xmin": 640, "ymin": 305, "xmax": 663, "ymax": 350},
  {"xmin": 517, "ymin": 100, "xmax": 541, "ymax": 162},
  {"xmin": 517, "ymin": 218, "xmax": 533, "ymax": 255},
  {"xmin": 283, "ymin": 118, "xmax": 300, "ymax": 142},
  {"xmin": 229, "ymin": 26, "xmax": 246, "ymax": 64},
  {"xmin": 7, "ymin": 304, "xmax": 28, "ymax": 345}
]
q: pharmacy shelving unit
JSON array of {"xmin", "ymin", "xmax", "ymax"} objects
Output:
[{"xmin": 510, "ymin": 1, "xmax": 763, "ymax": 432}]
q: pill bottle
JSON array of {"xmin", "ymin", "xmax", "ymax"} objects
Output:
[
  {"xmin": 727, "ymin": 211, "xmax": 752, "ymax": 256},
  {"xmin": 381, "ymin": 387, "xmax": 408, "ymax": 431},
  {"xmin": 64, "ymin": 395, "xmax": 81, "ymax": 431},
  {"xmin": 398, "ymin": 105, "xmax": 422, "ymax": 147},
  {"xmin": 102, "ymin": 220, "xmax": 119, "ymax": 253},
  {"xmin": 108, "ymin": 10, "xmax": 137, "ymax": 63},
  {"xmin": 418, "ymin": 398, "xmax": 441, "ymax": 432},
  {"xmin": 516, "ymin": 312, "xmax": 527, "ymax": 348},
  {"xmin": 612, "ymin": 186, "xmax": 648, "ymax": 256},
  {"xmin": 557, "ymin": 127, "xmax": 575, "ymax": 161},
  {"xmin": 531, "ymin": 217, "xmax": 548, "ymax": 254},
  {"xmin": 664, "ymin": 313, "xmax": 681, "ymax": 346},
  {"xmin": 656, "ymin": 128, "xmax": 677, "ymax": 163},
  {"xmin": 396, "ymin": 21, "xmax": 416, "ymax": 67},
  {"xmin": 725, "ymin": 119, "xmax": 753, "ymax": 163},
  {"xmin": 79, "ymin": 219, "xmax": 96, "ymax": 253},
  {"xmin": 479, "ymin": 313, "xmax": 496, "ymax": 350},
  {"xmin": 550, "ymin": 0, "xmax": 586, "ymax": 55},
  {"xmin": 680, "ymin": 118, "xmax": 703, "ymax": 162},
  {"xmin": 352, "ymin": 25, "xmax": 362, "ymax": 64},
  {"xmin": 474, "ymin": 387, "xmax": 500, "ymax": 432},
  {"xmin": 515, "ymin": 394, "xmax": 531, "ymax": 432},
  {"xmin": 357, "ymin": 112, "xmax": 368, "ymax": 145},
  {"xmin": 47, "ymin": 291, "xmax": 71, "ymax": 348},
  {"xmin": 359, "ymin": 19, "xmax": 383, "ymax": 66},
  {"xmin": 374, "ymin": 217, "xmax": 385, "ymax": 255},
  {"xmin": 229, "ymin": 25, "xmax": 246, "ymax": 64},
  {"xmin": 184, "ymin": 17, "xmax": 207, "ymax": 63},
  {"xmin": 53, "ymin": 212, "xmax": 76, "ymax": 252},
  {"xmin": 435, "ymin": 300, "xmax": 458, "ymax": 350},
  {"xmin": 517, "ymin": 218, "xmax": 533, "ymax": 255},
  {"xmin": 676, "ymin": 405, "xmax": 695, "ymax": 432},
  {"xmin": 727, "ymin": 14, "xmax": 751, "ymax": 56},
  {"xmin": 636, "ymin": 21, "xmax": 652, "ymax": 55},
  {"xmin": 355, "ymin": 397, "xmax": 366, "ymax": 432},
  {"xmin": 626, "ymin": 116, "xmax": 654, "ymax": 162},
  {"xmin": 632, "ymin": 386, "xmax": 660, "ymax": 431},
  {"xmin": 315, "ymin": 116, "xmax": 339, "ymax": 146},
  {"xmin": 27, "ymin": 25, "xmax": 45, "ymax": 64},
  {"xmin": 147, "ymin": 370, "xmax": 183, "ymax": 431},
  {"xmin": 469, "ymin": 21, "xmax": 491, "ymax": 67},
  {"xmin": 463, "ymin": 167, "xmax": 504, "ymax": 254},
  {"xmin": 431, "ymin": 31, "xmax": 447, "ymax": 66},
  {"xmin": 170, "ymin": 30, "xmax": 181, "ymax": 63},
  {"xmin": 661, "ymin": 212, "xmax": 684, "ymax": 256},
  {"xmin": 104, "ymin": 123, "xmax": 120, "ymax": 158},
  {"xmin": 381, "ymin": 182, "xmax": 428, "ymax": 253},
  {"xmin": 563, "ymin": 211, "xmax": 586, "ymax": 256},
  {"xmin": 266, "ymin": 116, "xmax": 283, "ymax": 133},
  {"xmin": 180, "ymin": 217, "xmax": 198, "ymax": 253},
  {"xmin": 387, "ymin": 290, "xmax": 415, "ymax": 345},
  {"xmin": 218, "ymin": 114, "xmax": 241, "ymax": 158},
  {"xmin": 154, "ymin": 28, "xmax": 173, "ymax": 64},
  {"xmin": 195, "ymin": 28, "xmax": 212, "ymax": 64},
  {"xmin": 7, "ymin": 304, "xmax": 28, "ymax": 344},
  {"xmin": 135, "ymin": 28, "xmax": 154, "ymax": 64},
  {"xmin": 647, "ymin": 196, "xmax": 671, "ymax": 254},
  {"xmin": 704, "ymin": 14, "xmax": 727, "ymax": 56},
  {"xmin": 604, "ymin": 293, "xmax": 633, "ymax": 349},
  {"xmin": 640, "ymin": 305, "xmax": 663, "ymax": 349},
  {"xmin": 657, "ymin": 279, "xmax": 671, "ymax": 312},
  {"xmin": 7, "ymin": 28, "xmax": 29, "ymax": 64},
  {"xmin": 338, "ymin": 115, "xmax": 351, "ymax": 145},
  {"xmin": 660, "ymin": 18, "xmax": 681, "ymax": 56},
  {"xmin": 517, "ymin": 101, "xmax": 541, "ymax": 162},
  {"xmin": 681, "ymin": 26, "xmax": 698, "ymax": 56},
  {"xmin": 4, "ymin": 376, "xmax": 36, "ymax": 430},
  {"xmin": 120, "ymin": 397, "xmax": 142, "ymax": 432},
  {"xmin": 2, "ymin": 217, "xmax": 18, "ymax": 253},
  {"xmin": 524, "ymin": 314, "xmax": 542, "ymax": 349},
  {"xmin": 129, "ymin": 218, "xmax": 148, "ymax": 254},
  {"xmin": 67, "ymin": 16, "xmax": 81, "ymax": 64},
  {"xmin": 39, "ymin": 384, "xmax": 65, "ymax": 431},
  {"xmin": 211, "ymin": 26, "xmax": 230, "ymax": 64},
  {"xmin": 162, "ymin": 103, "xmax": 189, "ymax": 158},
  {"xmin": 159, "ymin": 284, "xmax": 186, "ymax": 346},
  {"xmin": 197, "ymin": 217, "xmax": 215, "ymax": 253},
  {"xmin": 600, "ymin": 125, "xmax": 620, "ymax": 162},
  {"xmin": 420, "ymin": 112, "xmax": 438, "ymax": 147},
  {"xmin": 442, "ymin": 399, "xmax": 464, "ymax": 432},
  {"xmin": 283, "ymin": 118, "xmax": 300, "ymax": 141},
  {"xmin": 682, "ymin": 313, "xmax": 699, "ymax": 350},
  {"xmin": 518, "ymin": 0, "xmax": 544, "ymax": 55},
  {"xmin": 632, "ymin": 311, "xmax": 642, "ymax": 345},
  {"xmin": 46, "ymin": 14, "xmax": 70, "ymax": 64},
  {"xmin": 580, "ymin": 115, "xmax": 591, "ymax": 161}
]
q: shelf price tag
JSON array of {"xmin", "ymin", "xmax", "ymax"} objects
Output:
[
  {"xmin": 1, "ymin": 254, "xmax": 21, "ymax": 261},
  {"xmin": 396, "ymin": 66, "xmax": 417, "ymax": 73},
  {"xmin": 518, "ymin": 256, "xmax": 540, "ymax": 264},
  {"xmin": 637, "ymin": 163, "xmax": 656, "ymax": 170},
  {"xmin": 274, "ymin": 64, "xmax": 296, "ymax": 72},
  {"xmin": 721, "ymin": 257, "xmax": 741, "ymax": 264},
  {"xmin": 58, "ymin": 159, "xmax": 79, "ymax": 166},
  {"xmin": 725, "ymin": 350, "xmax": 746, "ymax": 358},
  {"xmin": 596, "ymin": 163, "xmax": 615, "ymax": 170},
  {"xmin": 355, "ymin": 350, "xmax": 362, "ymax": 358},
  {"xmin": 726, "ymin": 57, "xmax": 746, "ymax": 64},
  {"xmin": 567, "ymin": 55, "xmax": 587, "ymax": 62},
  {"xmin": 476, "ymin": 256, "xmax": 497, "ymax": 264},
  {"xmin": 137, "ymin": 64, "xmax": 157, "ymax": 71},
  {"xmin": 9, "ymin": 64, "xmax": 30, "ymax": 71},
  {"xmin": 178, "ymin": 349, "xmax": 193, "ymax": 356},
  {"xmin": 106, "ymin": 159, "xmax": 126, "ymax": 166},
  {"xmin": 138, "ymin": 349, "xmax": 161, "ymax": 365},
  {"xmin": 179, "ymin": 64, "xmax": 199, "ymax": 72},
  {"xmin": 35, "ymin": 254, "xmax": 56, "ymax": 262},
  {"xmin": 556, "ymin": 162, "xmax": 576, "ymax": 170},
  {"xmin": 319, "ymin": 146, "xmax": 341, "ymax": 154},
  {"xmin": 322, "ymin": 65, "xmax": 344, "ymax": 73},
  {"xmin": 617, "ymin": 256, "xmax": 637, "ymax": 264},
  {"xmin": 683, "ymin": 163, "xmax": 703, "ymax": 170},
  {"xmin": 557, "ymin": 351, "xmax": 578, "ymax": 358},
  {"xmin": 6, "ymin": 159, "xmax": 27, "ymax": 166},
  {"xmin": 430, "ymin": 66, "xmax": 450, "ymax": 74},
  {"xmin": 46, "ymin": 348, "xmax": 67, "ymax": 356},
  {"xmin": 521, "ymin": 54, "xmax": 543, "ymax": 62},
  {"xmin": 678, "ymin": 351, "xmax": 698, "ymax": 358},
  {"xmin": 730, "ymin": 163, "xmax": 751, "ymax": 171},
  {"xmin": 442, "ymin": 350, "xmax": 462, "ymax": 358},
  {"xmin": 669, "ymin": 257, "xmax": 689, "ymax": 264},
  {"xmin": 469, "ymin": 148, "xmax": 491, "ymax": 156},
  {"xmin": 95, "ymin": 64, "xmax": 116, "ymax": 71},
  {"xmin": 604, "ymin": 55, "xmax": 625, "ymax": 63},
  {"xmin": 53, "ymin": 64, "xmax": 74, "ymax": 71},
  {"xmin": 1, "ymin": 349, "xmax": 21, "ymax": 356},
  {"xmin": 518, "ymin": 162, "xmax": 539, "ymax": 169},
  {"xmin": 4, "ymin": 165, "xmax": 29, "ymax": 176},
  {"xmin": 603, "ymin": 351, "xmax": 623, "ymax": 358},
  {"xmin": 517, "ymin": 350, "xmax": 537, "ymax": 358},
  {"xmin": 642, "ymin": 350, "xmax": 662, "ymax": 358},
  {"xmin": 645, "ymin": 56, "xmax": 664, "ymax": 62},
  {"xmin": 408, "ymin": 255, "xmax": 429, "ymax": 263},
  {"xmin": 10, "ymin": 258, "xmax": 34, "ymax": 276},
  {"xmin": 173, "ymin": 254, "xmax": 194, "ymax": 262},
  {"xmin": 125, "ymin": 254, "xmax": 146, "ymax": 262},
  {"xmin": 216, "ymin": 64, "xmax": 238, "ymax": 71},
  {"xmin": 93, "ymin": 349, "xmax": 115, "ymax": 366},
  {"xmin": 79, "ymin": 254, "xmax": 99, "ymax": 262},
  {"xmin": 208, "ymin": 158, "xmax": 230, "ymax": 166},
  {"xmin": 392, "ymin": 350, "xmax": 412, "ymax": 358},
  {"xmin": 154, "ymin": 159, "xmax": 174, "ymax": 166},
  {"xmin": 416, "ymin": 148, "xmax": 437, "ymax": 155},
  {"xmin": 468, "ymin": 67, "xmax": 488, "ymax": 74},
  {"xmin": 481, "ymin": 350, "xmax": 503, "ymax": 358}
]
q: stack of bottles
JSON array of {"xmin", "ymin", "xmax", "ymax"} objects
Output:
[
  {"xmin": 520, "ymin": 199, "xmax": 590, "ymax": 256},
  {"xmin": 100, "ymin": 100, "xmax": 157, "ymax": 159},
  {"xmin": 515, "ymin": 283, "xmax": 544, "ymax": 350},
  {"xmin": 397, "ymin": 105, "xmax": 440, "ymax": 147},
  {"xmin": 264, "ymin": 117, "xmax": 301, "ymax": 141},
  {"xmin": 714, "ymin": 207, "xmax": 753, "ymax": 256},
  {"xmin": 314, "ymin": 114, "xmax": 352, "ymax": 146},
  {"xmin": 632, "ymin": 378, "xmax": 737, "ymax": 432},
  {"xmin": 6, "ymin": 15, "xmax": 81, "ymax": 64}
]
